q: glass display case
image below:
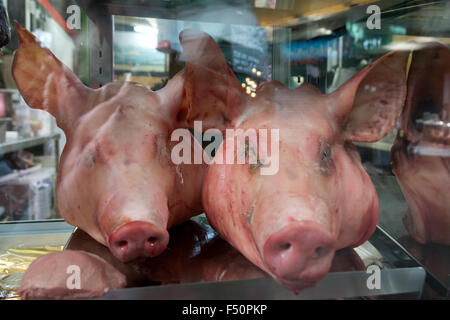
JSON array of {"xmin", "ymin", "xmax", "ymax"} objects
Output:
[{"xmin": 0, "ymin": 0, "xmax": 448, "ymax": 300}]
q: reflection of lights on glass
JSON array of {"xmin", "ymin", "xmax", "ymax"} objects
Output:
[
  {"xmin": 317, "ymin": 27, "xmax": 332, "ymax": 35},
  {"xmin": 134, "ymin": 25, "xmax": 154, "ymax": 33},
  {"xmin": 251, "ymin": 92, "xmax": 256, "ymax": 98},
  {"xmin": 241, "ymin": 83, "xmax": 246, "ymax": 88},
  {"xmin": 134, "ymin": 24, "xmax": 158, "ymax": 49},
  {"xmin": 246, "ymin": 87, "xmax": 251, "ymax": 94},
  {"xmin": 252, "ymin": 68, "xmax": 256, "ymax": 73},
  {"xmin": 256, "ymin": 71, "xmax": 261, "ymax": 77}
]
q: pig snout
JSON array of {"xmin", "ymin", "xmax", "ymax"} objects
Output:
[
  {"xmin": 108, "ymin": 221, "xmax": 169, "ymax": 262},
  {"xmin": 263, "ymin": 222, "xmax": 335, "ymax": 291}
]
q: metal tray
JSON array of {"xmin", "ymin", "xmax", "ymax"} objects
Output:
[
  {"xmin": 65, "ymin": 216, "xmax": 426, "ymax": 300},
  {"xmin": 98, "ymin": 266, "xmax": 425, "ymax": 300}
]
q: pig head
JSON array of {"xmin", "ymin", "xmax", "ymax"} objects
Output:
[
  {"xmin": 391, "ymin": 42, "xmax": 450, "ymax": 245},
  {"xmin": 180, "ymin": 30, "xmax": 408, "ymax": 292},
  {"xmin": 12, "ymin": 23, "xmax": 206, "ymax": 262}
]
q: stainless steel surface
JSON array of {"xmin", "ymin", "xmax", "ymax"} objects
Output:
[
  {"xmin": 63, "ymin": 226, "xmax": 78, "ymax": 250},
  {"xmin": 99, "ymin": 267, "xmax": 426, "ymax": 300},
  {"xmin": 61, "ymin": 216, "xmax": 425, "ymax": 300},
  {"xmin": 0, "ymin": 133, "xmax": 60, "ymax": 155},
  {"xmin": 0, "ymin": 232, "xmax": 72, "ymax": 250},
  {"xmin": 0, "ymin": 220, "xmax": 74, "ymax": 238}
]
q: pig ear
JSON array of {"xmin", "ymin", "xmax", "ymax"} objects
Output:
[
  {"xmin": 332, "ymin": 51, "xmax": 409, "ymax": 142},
  {"xmin": 179, "ymin": 29, "xmax": 244, "ymax": 130},
  {"xmin": 401, "ymin": 42, "xmax": 450, "ymax": 143},
  {"xmin": 12, "ymin": 22, "xmax": 92, "ymax": 129},
  {"xmin": 157, "ymin": 69, "xmax": 187, "ymax": 122}
]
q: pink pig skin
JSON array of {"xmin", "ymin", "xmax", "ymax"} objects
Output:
[
  {"xmin": 392, "ymin": 42, "xmax": 450, "ymax": 245},
  {"xmin": 12, "ymin": 23, "xmax": 207, "ymax": 262},
  {"xmin": 180, "ymin": 30, "xmax": 408, "ymax": 292},
  {"xmin": 18, "ymin": 250, "xmax": 127, "ymax": 300}
]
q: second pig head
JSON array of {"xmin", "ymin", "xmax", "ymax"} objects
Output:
[{"xmin": 181, "ymin": 30, "xmax": 409, "ymax": 292}]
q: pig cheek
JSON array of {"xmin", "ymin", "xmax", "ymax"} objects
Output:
[
  {"xmin": 203, "ymin": 162, "xmax": 266, "ymax": 270},
  {"xmin": 334, "ymin": 147, "xmax": 378, "ymax": 248},
  {"xmin": 56, "ymin": 163, "xmax": 107, "ymax": 246},
  {"xmin": 310, "ymin": 156, "xmax": 340, "ymax": 234},
  {"xmin": 71, "ymin": 144, "xmax": 131, "ymax": 243}
]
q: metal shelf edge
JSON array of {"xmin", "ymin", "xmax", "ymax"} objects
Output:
[
  {"xmin": 99, "ymin": 267, "xmax": 426, "ymax": 300},
  {"xmin": 0, "ymin": 133, "xmax": 60, "ymax": 155}
]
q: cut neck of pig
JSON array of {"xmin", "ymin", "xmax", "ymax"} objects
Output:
[
  {"xmin": 12, "ymin": 23, "xmax": 207, "ymax": 263},
  {"xmin": 179, "ymin": 29, "xmax": 409, "ymax": 292}
]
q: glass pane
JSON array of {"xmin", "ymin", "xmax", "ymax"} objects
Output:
[{"xmin": 0, "ymin": 0, "xmax": 448, "ymax": 300}]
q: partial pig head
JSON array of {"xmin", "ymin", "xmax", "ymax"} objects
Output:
[
  {"xmin": 392, "ymin": 42, "xmax": 450, "ymax": 245},
  {"xmin": 182, "ymin": 30, "xmax": 409, "ymax": 291},
  {"xmin": 12, "ymin": 23, "xmax": 206, "ymax": 262}
]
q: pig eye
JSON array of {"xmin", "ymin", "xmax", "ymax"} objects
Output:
[
  {"xmin": 250, "ymin": 159, "xmax": 264, "ymax": 170},
  {"xmin": 321, "ymin": 147, "xmax": 331, "ymax": 161},
  {"xmin": 82, "ymin": 150, "xmax": 97, "ymax": 168},
  {"xmin": 319, "ymin": 144, "xmax": 334, "ymax": 174},
  {"xmin": 241, "ymin": 140, "xmax": 262, "ymax": 171},
  {"xmin": 243, "ymin": 140, "xmax": 257, "ymax": 159},
  {"xmin": 246, "ymin": 204, "xmax": 255, "ymax": 224}
]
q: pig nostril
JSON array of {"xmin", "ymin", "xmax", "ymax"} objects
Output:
[
  {"xmin": 279, "ymin": 242, "xmax": 291, "ymax": 251},
  {"xmin": 117, "ymin": 240, "xmax": 128, "ymax": 248},
  {"xmin": 314, "ymin": 246, "xmax": 327, "ymax": 258},
  {"xmin": 147, "ymin": 236, "xmax": 158, "ymax": 245}
]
